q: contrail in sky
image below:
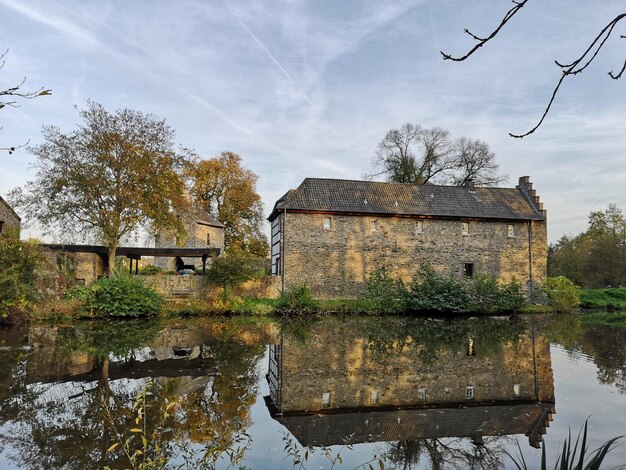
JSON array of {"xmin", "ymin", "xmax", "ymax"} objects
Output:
[{"xmin": 238, "ymin": 19, "xmax": 344, "ymax": 142}]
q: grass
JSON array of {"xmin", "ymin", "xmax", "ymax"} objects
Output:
[
  {"xmin": 580, "ymin": 311, "xmax": 626, "ymax": 329},
  {"xmin": 579, "ymin": 288, "xmax": 626, "ymax": 309}
]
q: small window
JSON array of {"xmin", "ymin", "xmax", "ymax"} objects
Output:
[
  {"xmin": 371, "ymin": 389, "xmax": 381, "ymax": 404},
  {"xmin": 507, "ymin": 224, "xmax": 515, "ymax": 238},
  {"xmin": 418, "ymin": 387, "xmax": 427, "ymax": 402},
  {"xmin": 322, "ymin": 392, "xmax": 331, "ymax": 407},
  {"xmin": 416, "ymin": 220, "xmax": 424, "ymax": 234},
  {"xmin": 461, "ymin": 222, "xmax": 469, "ymax": 235},
  {"xmin": 206, "ymin": 233, "xmax": 211, "ymax": 246},
  {"xmin": 370, "ymin": 219, "xmax": 378, "ymax": 231},
  {"xmin": 464, "ymin": 263, "xmax": 474, "ymax": 278},
  {"xmin": 513, "ymin": 384, "xmax": 521, "ymax": 396},
  {"xmin": 466, "ymin": 386, "xmax": 475, "ymax": 399},
  {"xmin": 275, "ymin": 256, "xmax": 281, "ymax": 275},
  {"xmin": 323, "ymin": 217, "xmax": 332, "ymax": 230}
]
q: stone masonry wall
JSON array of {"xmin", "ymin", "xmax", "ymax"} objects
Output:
[
  {"xmin": 277, "ymin": 319, "xmax": 554, "ymax": 413},
  {"xmin": 142, "ymin": 275, "xmax": 281, "ymax": 299},
  {"xmin": 0, "ymin": 198, "xmax": 20, "ymax": 238},
  {"xmin": 280, "ymin": 212, "xmax": 547, "ymax": 298}
]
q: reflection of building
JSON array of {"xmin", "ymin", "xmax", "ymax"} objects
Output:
[
  {"xmin": 268, "ymin": 177, "xmax": 547, "ymax": 298},
  {"xmin": 266, "ymin": 319, "xmax": 555, "ymax": 448},
  {"xmin": 0, "ymin": 195, "xmax": 20, "ymax": 238},
  {"xmin": 155, "ymin": 207, "xmax": 225, "ymax": 271}
]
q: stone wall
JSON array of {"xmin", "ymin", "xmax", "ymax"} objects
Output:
[
  {"xmin": 142, "ymin": 274, "xmax": 281, "ymax": 299},
  {"xmin": 273, "ymin": 319, "xmax": 554, "ymax": 413},
  {"xmin": 279, "ymin": 212, "xmax": 547, "ymax": 298},
  {"xmin": 0, "ymin": 197, "xmax": 20, "ymax": 238}
]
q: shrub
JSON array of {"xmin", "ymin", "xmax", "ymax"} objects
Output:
[
  {"xmin": 206, "ymin": 248, "xmax": 263, "ymax": 292},
  {"xmin": 138, "ymin": 264, "xmax": 163, "ymax": 275},
  {"xmin": 467, "ymin": 275, "xmax": 526, "ymax": 314},
  {"xmin": 405, "ymin": 265, "xmax": 469, "ymax": 313},
  {"xmin": 0, "ymin": 238, "xmax": 49, "ymax": 324},
  {"xmin": 68, "ymin": 274, "xmax": 164, "ymax": 318},
  {"xmin": 364, "ymin": 266, "xmax": 405, "ymax": 313},
  {"xmin": 274, "ymin": 283, "xmax": 319, "ymax": 316},
  {"xmin": 542, "ymin": 276, "xmax": 580, "ymax": 312}
]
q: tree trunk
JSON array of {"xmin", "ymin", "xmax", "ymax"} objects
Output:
[{"xmin": 107, "ymin": 243, "xmax": 118, "ymax": 277}]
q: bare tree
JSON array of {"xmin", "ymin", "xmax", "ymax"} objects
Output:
[
  {"xmin": 371, "ymin": 123, "xmax": 505, "ymax": 186},
  {"xmin": 441, "ymin": 1, "xmax": 626, "ymax": 138},
  {"xmin": 0, "ymin": 49, "xmax": 51, "ymax": 153},
  {"xmin": 451, "ymin": 137, "xmax": 507, "ymax": 186}
]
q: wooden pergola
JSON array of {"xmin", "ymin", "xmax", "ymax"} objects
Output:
[{"xmin": 42, "ymin": 244, "xmax": 221, "ymax": 274}]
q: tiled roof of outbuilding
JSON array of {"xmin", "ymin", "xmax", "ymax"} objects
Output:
[
  {"xmin": 190, "ymin": 207, "xmax": 224, "ymax": 228},
  {"xmin": 0, "ymin": 195, "xmax": 21, "ymax": 221},
  {"xmin": 269, "ymin": 178, "xmax": 544, "ymax": 221}
]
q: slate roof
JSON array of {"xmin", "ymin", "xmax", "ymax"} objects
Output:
[
  {"xmin": 190, "ymin": 207, "xmax": 224, "ymax": 228},
  {"xmin": 269, "ymin": 178, "xmax": 544, "ymax": 221},
  {"xmin": 271, "ymin": 401, "xmax": 553, "ymax": 448}
]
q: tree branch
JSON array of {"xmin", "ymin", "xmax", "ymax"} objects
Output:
[{"xmin": 441, "ymin": 0, "xmax": 529, "ymax": 62}]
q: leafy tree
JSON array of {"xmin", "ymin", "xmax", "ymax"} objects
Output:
[
  {"xmin": 441, "ymin": 2, "xmax": 626, "ymax": 138},
  {"xmin": 9, "ymin": 101, "xmax": 189, "ymax": 275},
  {"xmin": 371, "ymin": 123, "xmax": 504, "ymax": 186},
  {"xmin": 549, "ymin": 204, "xmax": 626, "ymax": 288},
  {"xmin": 187, "ymin": 151, "xmax": 268, "ymax": 257}
]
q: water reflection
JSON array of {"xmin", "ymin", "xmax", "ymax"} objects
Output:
[
  {"xmin": 267, "ymin": 316, "xmax": 555, "ymax": 468},
  {"xmin": 0, "ymin": 319, "xmax": 273, "ymax": 469},
  {"xmin": 0, "ymin": 315, "xmax": 623, "ymax": 469}
]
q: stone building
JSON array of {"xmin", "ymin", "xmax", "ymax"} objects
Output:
[
  {"xmin": 155, "ymin": 207, "xmax": 225, "ymax": 271},
  {"xmin": 268, "ymin": 176, "xmax": 547, "ymax": 298},
  {"xmin": 0, "ymin": 195, "xmax": 20, "ymax": 238}
]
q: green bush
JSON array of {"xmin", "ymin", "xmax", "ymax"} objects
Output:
[
  {"xmin": 67, "ymin": 274, "xmax": 164, "ymax": 318},
  {"xmin": 274, "ymin": 283, "xmax": 319, "ymax": 316},
  {"xmin": 364, "ymin": 266, "xmax": 405, "ymax": 313},
  {"xmin": 542, "ymin": 276, "xmax": 580, "ymax": 312},
  {"xmin": 0, "ymin": 238, "xmax": 48, "ymax": 324},
  {"xmin": 405, "ymin": 265, "xmax": 469, "ymax": 313},
  {"xmin": 206, "ymin": 249, "xmax": 263, "ymax": 292},
  {"xmin": 467, "ymin": 275, "xmax": 526, "ymax": 314},
  {"xmin": 138, "ymin": 264, "xmax": 163, "ymax": 275}
]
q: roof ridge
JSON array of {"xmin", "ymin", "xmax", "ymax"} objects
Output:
[{"xmin": 301, "ymin": 177, "xmax": 512, "ymax": 190}]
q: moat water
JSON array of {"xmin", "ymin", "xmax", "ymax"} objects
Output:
[{"xmin": 0, "ymin": 314, "xmax": 624, "ymax": 469}]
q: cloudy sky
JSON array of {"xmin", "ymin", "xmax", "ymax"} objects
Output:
[{"xmin": 1, "ymin": 0, "xmax": 624, "ymax": 243}]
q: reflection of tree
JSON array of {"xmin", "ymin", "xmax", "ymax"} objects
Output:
[
  {"xmin": 383, "ymin": 437, "xmax": 511, "ymax": 470},
  {"xmin": 544, "ymin": 314, "xmax": 626, "ymax": 394},
  {"xmin": 0, "ymin": 322, "xmax": 264, "ymax": 469}
]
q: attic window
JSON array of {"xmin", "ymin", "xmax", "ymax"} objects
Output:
[
  {"xmin": 462, "ymin": 222, "xmax": 469, "ymax": 235},
  {"xmin": 323, "ymin": 217, "xmax": 332, "ymax": 230}
]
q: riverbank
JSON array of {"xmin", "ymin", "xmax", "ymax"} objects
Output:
[{"xmin": 579, "ymin": 287, "xmax": 626, "ymax": 310}]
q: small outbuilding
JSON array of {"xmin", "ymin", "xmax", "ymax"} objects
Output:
[{"xmin": 155, "ymin": 207, "xmax": 225, "ymax": 272}]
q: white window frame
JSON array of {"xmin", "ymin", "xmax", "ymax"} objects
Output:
[
  {"xmin": 418, "ymin": 387, "xmax": 427, "ymax": 402},
  {"xmin": 507, "ymin": 224, "xmax": 515, "ymax": 238},
  {"xmin": 322, "ymin": 391, "xmax": 331, "ymax": 407},
  {"xmin": 323, "ymin": 217, "xmax": 332, "ymax": 230},
  {"xmin": 466, "ymin": 386, "xmax": 475, "ymax": 399},
  {"xmin": 416, "ymin": 220, "xmax": 424, "ymax": 234},
  {"xmin": 462, "ymin": 222, "xmax": 469, "ymax": 235}
]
